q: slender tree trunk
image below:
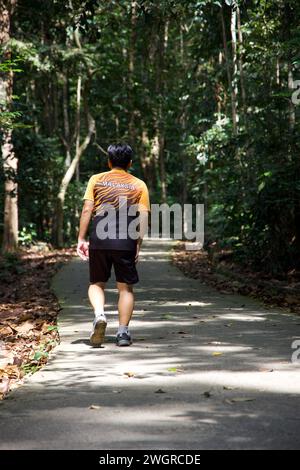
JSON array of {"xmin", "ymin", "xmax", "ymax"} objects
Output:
[
  {"xmin": 230, "ymin": 7, "xmax": 238, "ymax": 133},
  {"xmin": 237, "ymin": 6, "xmax": 246, "ymax": 123},
  {"xmin": 62, "ymin": 71, "xmax": 71, "ymax": 167},
  {"xmin": 140, "ymin": 124, "xmax": 156, "ymax": 193},
  {"xmin": 220, "ymin": 5, "xmax": 237, "ymax": 135},
  {"xmin": 128, "ymin": 0, "xmax": 137, "ymax": 145},
  {"xmin": 53, "ymin": 28, "xmax": 97, "ymax": 246},
  {"xmin": 138, "ymin": 20, "xmax": 157, "ymax": 193},
  {"xmin": 54, "ymin": 74, "xmax": 95, "ymax": 247},
  {"xmin": 288, "ymin": 63, "xmax": 295, "ymax": 132},
  {"xmin": 179, "ymin": 22, "xmax": 188, "ymax": 206},
  {"xmin": 0, "ymin": 0, "xmax": 18, "ymax": 253},
  {"xmin": 276, "ymin": 57, "xmax": 280, "ymax": 86},
  {"xmin": 154, "ymin": 18, "xmax": 168, "ymax": 203},
  {"xmin": 30, "ymin": 79, "xmax": 40, "ymax": 134},
  {"xmin": 216, "ymin": 51, "xmax": 223, "ymax": 121}
]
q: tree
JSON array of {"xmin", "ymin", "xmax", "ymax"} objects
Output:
[{"xmin": 0, "ymin": 0, "xmax": 18, "ymax": 253}]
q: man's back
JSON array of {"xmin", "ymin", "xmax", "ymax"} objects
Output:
[{"xmin": 83, "ymin": 167, "xmax": 150, "ymax": 251}]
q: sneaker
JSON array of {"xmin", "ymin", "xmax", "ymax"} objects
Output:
[
  {"xmin": 90, "ymin": 318, "xmax": 107, "ymax": 347},
  {"xmin": 116, "ymin": 332, "xmax": 132, "ymax": 347}
]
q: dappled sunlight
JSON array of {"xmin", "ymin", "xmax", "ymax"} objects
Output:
[
  {"xmin": 216, "ymin": 314, "xmax": 267, "ymax": 322},
  {"xmin": 2, "ymin": 239, "xmax": 300, "ymax": 450},
  {"xmin": 163, "ymin": 301, "xmax": 213, "ymax": 307}
]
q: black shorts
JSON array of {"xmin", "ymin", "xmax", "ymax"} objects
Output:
[{"xmin": 89, "ymin": 249, "xmax": 139, "ymax": 285}]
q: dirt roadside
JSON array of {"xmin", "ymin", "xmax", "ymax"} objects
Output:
[{"xmin": 0, "ymin": 246, "xmax": 74, "ymax": 399}]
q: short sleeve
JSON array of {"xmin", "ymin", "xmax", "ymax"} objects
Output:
[
  {"xmin": 138, "ymin": 182, "xmax": 150, "ymax": 212},
  {"xmin": 83, "ymin": 176, "xmax": 95, "ymax": 201}
]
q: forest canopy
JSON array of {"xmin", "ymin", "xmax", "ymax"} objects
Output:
[{"xmin": 1, "ymin": 0, "xmax": 300, "ymax": 275}]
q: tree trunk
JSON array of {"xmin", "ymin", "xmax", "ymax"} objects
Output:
[
  {"xmin": 230, "ymin": 6, "xmax": 238, "ymax": 133},
  {"xmin": 0, "ymin": 0, "xmax": 18, "ymax": 253},
  {"xmin": 140, "ymin": 124, "xmax": 156, "ymax": 194},
  {"xmin": 220, "ymin": 5, "xmax": 237, "ymax": 135},
  {"xmin": 216, "ymin": 51, "xmax": 223, "ymax": 121},
  {"xmin": 53, "ymin": 74, "xmax": 95, "ymax": 247},
  {"xmin": 128, "ymin": 0, "xmax": 138, "ymax": 146},
  {"xmin": 62, "ymin": 71, "xmax": 71, "ymax": 167},
  {"xmin": 237, "ymin": 6, "xmax": 246, "ymax": 123},
  {"xmin": 288, "ymin": 63, "xmax": 295, "ymax": 132},
  {"xmin": 154, "ymin": 18, "xmax": 168, "ymax": 203},
  {"xmin": 179, "ymin": 22, "xmax": 188, "ymax": 206}
]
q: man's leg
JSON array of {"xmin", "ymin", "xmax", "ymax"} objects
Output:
[
  {"xmin": 116, "ymin": 282, "xmax": 134, "ymax": 346},
  {"xmin": 88, "ymin": 281, "xmax": 106, "ymax": 314},
  {"xmin": 88, "ymin": 282, "xmax": 107, "ymax": 346}
]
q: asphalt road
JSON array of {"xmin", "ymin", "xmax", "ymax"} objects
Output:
[{"xmin": 0, "ymin": 240, "xmax": 300, "ymax": 449}]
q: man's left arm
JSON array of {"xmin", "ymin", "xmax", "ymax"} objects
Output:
[{"xmin": 136, "ymin": 183, "xmax": 151, "ymax": 263}]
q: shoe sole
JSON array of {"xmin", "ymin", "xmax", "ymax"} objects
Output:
[
  {"xmin": 90, "ymin": 320, "xmax": 107, "ymax": 347},
  {"xmin": 116, "ymin": 339, "xmax": 132, "ymax": 347}
]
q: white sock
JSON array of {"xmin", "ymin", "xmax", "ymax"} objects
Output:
[
  {"xmin": 117, "ymin": 325, "xmax": 130, "ymax": 336},
  {"xmin": 94, "ymin": 310, "xmax": 107, "ymax": 322}
]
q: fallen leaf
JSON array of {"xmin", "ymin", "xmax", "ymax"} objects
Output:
[
  {"xmin": 162, "ymin": 315, "xmax": 174, "ymax": 320},
  {"xmin": 225, "ymin": 397, "xmax": 256, "ymax": 404},
  {"xmin": 15, "ymin": 321, "xmax": 35, "ymax": 335},
  {"xmin": 167, "ymin": 366, "xmax": 184, "ymax": 373},
  {"xmin": 212, "ymin": 352, "xmax": 223, "ymax": 357},
  {"xmin": 124, "ymin": 371, "xmax": 135, "ymax": 377},
  {"xmin": 0, "ymin": 365, "xmax": 20, "ymax": 379},
  {"xmin": 0, "ymin": 325, "xmax": 14, "ymax": 337}
]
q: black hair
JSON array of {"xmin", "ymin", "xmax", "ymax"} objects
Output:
[{"xmin": 107, "ymin": 143, "xmax": 133, "ymax": 169}]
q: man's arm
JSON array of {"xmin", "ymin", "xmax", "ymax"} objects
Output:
[
  {"xmin": 135, "ymin": 182, "xmax": 150, "ymax": 263},
  {"xmin": 77, "ymin": 200, "xmax": 94, "ymax": 260}
]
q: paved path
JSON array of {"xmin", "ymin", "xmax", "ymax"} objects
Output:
[{"xmin": 0, "ymin": 240, "xmax": 300, "ymax": 449}]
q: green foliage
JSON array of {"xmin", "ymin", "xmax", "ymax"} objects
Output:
[
  {"xmin": 18, "ymin": 223, "xmax": 38, "ymax": 246},
  {"xmin": 0, "ymin": 58, "xmax": 24, "ymax": 129},
  {"xmin": 1, "ymin": 0, "xmax": 300, "ymax": 273}
]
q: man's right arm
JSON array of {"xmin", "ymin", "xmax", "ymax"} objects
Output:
[
  {"xmin": 77, "ymin": 200, "xmax": 94, "ymax": 260},
  {"xmin": 77, "ymin": 176, "xmax": 95, "ymax": 260}
]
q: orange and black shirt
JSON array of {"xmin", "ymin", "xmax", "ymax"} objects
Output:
[{"xmin": 83, "ymin": 168, "xmax": 150, "ymax": 251}]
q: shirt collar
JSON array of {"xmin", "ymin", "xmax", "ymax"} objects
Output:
[{"xmin": 110, "ymin": 167, "xmax": 127, "ymax": 173}]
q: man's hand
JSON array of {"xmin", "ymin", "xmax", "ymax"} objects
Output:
[{"xmin": 77, "ymin": 239, "xmax": 89, "ymax": 261}]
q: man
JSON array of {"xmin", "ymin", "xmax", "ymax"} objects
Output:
[{"xmin": 77, "ymin": 143, "xmax": 150, "ymax": 347}]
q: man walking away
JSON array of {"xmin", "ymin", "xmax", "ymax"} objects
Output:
[{"xmin": 77, "ymin": 143, "xmax": 150, "ymax": 347}]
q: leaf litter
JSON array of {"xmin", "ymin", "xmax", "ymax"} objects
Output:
[{"xmin": 0, "ymin": 247, "xmax": 74, "ymax": 399}]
